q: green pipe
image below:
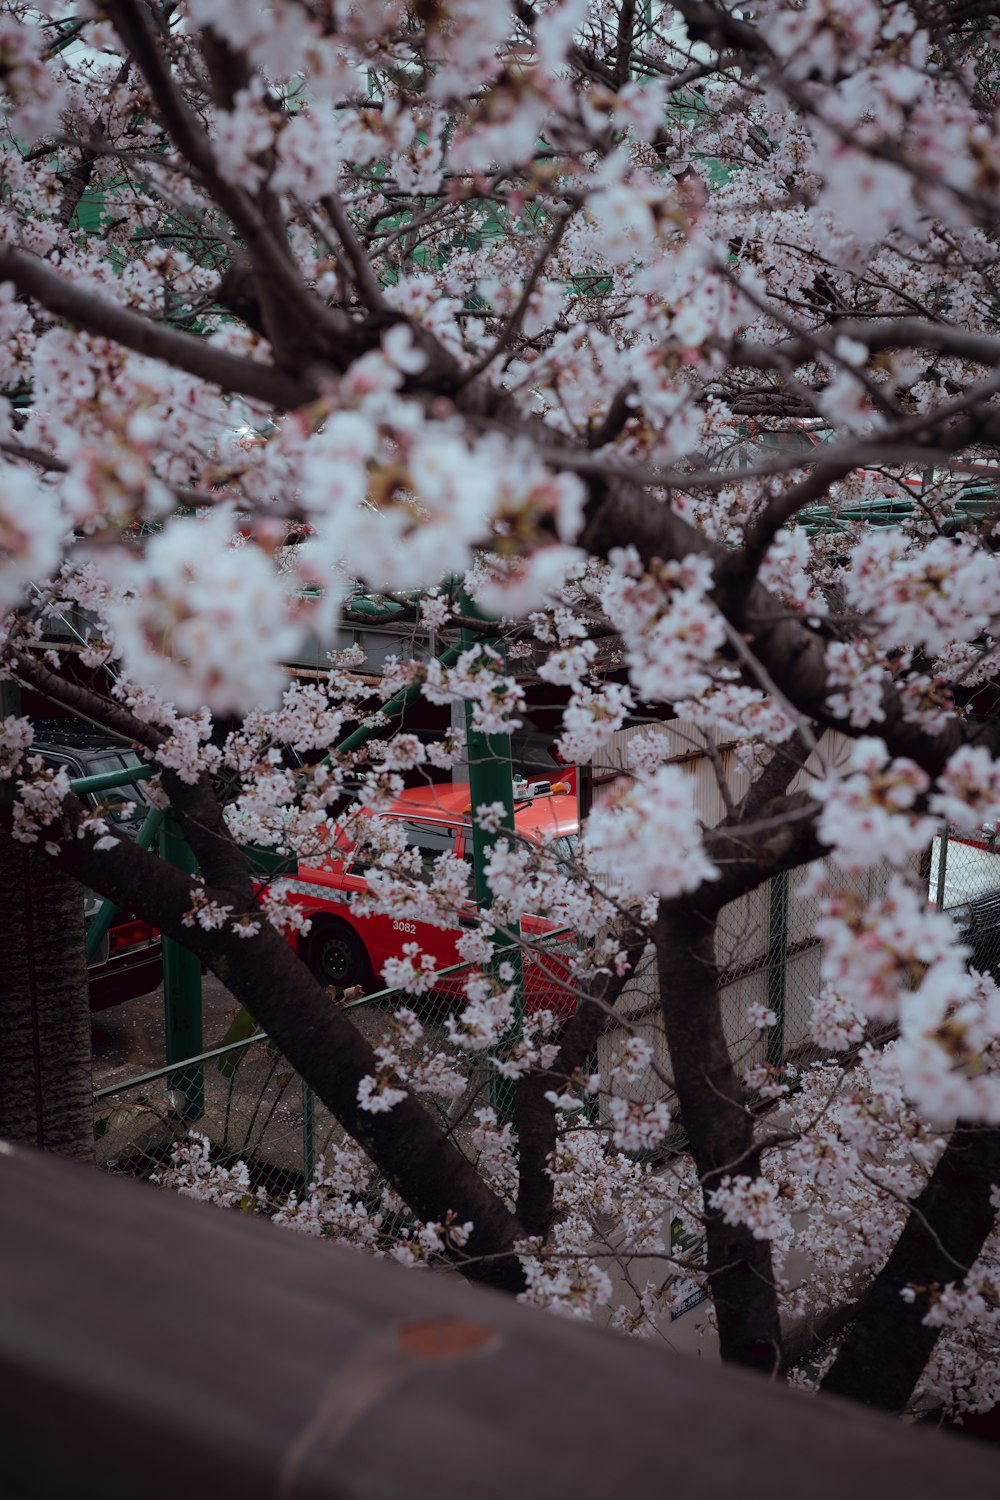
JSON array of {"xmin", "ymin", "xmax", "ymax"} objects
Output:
[
  {"xmin": 70, "ymin": 764, "xmax": 154, "ymax": 795},
  {"xmin": 302, "ymin": 1080, "xmax": 316, "ymax": 1186},
  {"xmin": 30, "ymin": 582, "xmax": 123, "ymax": 688},
  {"xmin": 93, "ymin": 1028, "xmax": 270, "ymax": 1100},
  {"xmin": 935, "ymin": 824, "xmax": 949, "ymax": 911},
  {"xmin": 331, "ymin": 642, "xmax": 462, "ymax": 761}
]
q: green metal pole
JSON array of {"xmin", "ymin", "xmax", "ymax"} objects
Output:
[
  {"xmin": 69, "ymin": 764, "xmax": 154, "ymax": 796},
  {"xmin": 330, "ymin": 643, "xmax": 463, "ymax": 762},
  {"xmin": 765, "ymin": 871, "xmax": 789, "ymax": 1072},
  {"xmin": 159, "ymin": 813, "xmax": 204, "ymax": 1121},
  {"xmin": 461, "ymin": 628, "xmax": 524, "ymax": 1121}
]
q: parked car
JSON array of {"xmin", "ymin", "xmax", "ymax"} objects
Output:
[
  {"xmin": 32, "ymin": 721, "xmax": 163, "ymax": 1012},
  {"xmin": 268, "ymin": 779, "xmax": 582, "ymax": 1019}
]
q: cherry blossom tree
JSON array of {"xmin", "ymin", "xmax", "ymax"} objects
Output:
[{"xmin": 3, "ymin": 0, "xmax": 1000, "ymax": 1419}]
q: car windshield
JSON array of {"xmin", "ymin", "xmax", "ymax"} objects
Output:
[
  {"xmin": 87, "ymin": 754, "xmax": 127, "ymax": 777},
  {"xmin": 350, "ymin": 818, "xmax": 460, "ymax": 884},
  {"xmin": 402, "ymin": 820, "xmax": 458, "ymax": 882},
  {"xmin": 548, "ymin": 834, "xmax": 582, "ymax": 872},
  {"xmin": 35, "ymin": 744, "xmax": 151, "ymax": 832},
  {"xmin": 93, "ymin": 751, "xmax": 154, "ymax": 821},
  {"xmin": 753, "ymin": 429, "xmax": 823, "ymax": 456}
]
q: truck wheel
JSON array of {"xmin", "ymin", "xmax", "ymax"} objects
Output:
[{"xmin": 304, "ymin": 919, "xmax": 373, "ymax": 995}]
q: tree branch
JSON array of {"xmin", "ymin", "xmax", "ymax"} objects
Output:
[
  {"xmin": 321, "ymin": 193, "xmax": 389, "ymax": 313},
  {"xmin": 655, "ymin": 895, "xmax": 782, "ymax": 1372},
  {"xmin": 463, "ymin": 210, "xmax": 574, "ymax": 383},
  {"xmin": 515, "ymin": 924, "xmax": 649, "ymax": 1238},
  {"xmin": 0, "ymin": 246, "xmax": 313, "ymax": 409},
  {"xmin": 102, "ymin": 0, "xmax": 348, "ymax": 364},
  {"xmin": 2, "ymin": 771, "xmax": 529, "ymax": 1294},
  {"xmin": 821, "ymin": 1123, "xmax": 1000, "ymax": 1411},
  {"xmin": 10, "ymin": 649, "xmax": 166, "ymax": 753}
]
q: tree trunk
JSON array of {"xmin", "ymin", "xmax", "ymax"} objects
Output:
[
  {"xmin": 0, "ymin": 828, "xmax": 94, "ymax": 1163},
  {"xmin": 515, "ymin": 927, "xmax": 648, "ymax": 1238},
  {"xmin": 655, "ymin": 897, "xmax": 782, "ymax": 1373},
  {"xmin": 22, "ymin": 781, "xmax": 528, "ymax": 1290},
  {"xmin": 821, "ymin": 1122, "xmax": 1000, "ymax": 1411}
]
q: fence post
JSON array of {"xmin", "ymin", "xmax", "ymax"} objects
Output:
[
  {"xmin": 158, "ymin": 814, "xmax": 204, "ymax": 1121},
  {"xmin": 766, "ymin": 871, "xmax": 789, "ymax": 1071},
  {"xmin": 302, "ymin": 1080, "xmax": 315, "ymax": 1187},
  {"xmin": 935, "ymin": 824, "xmax": 949, "ymax": 912}
]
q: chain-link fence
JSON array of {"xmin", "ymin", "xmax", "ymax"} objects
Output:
[
  {"xmin": 932, "ymin": 825, "xmax": 1000, "ymax": 976},
  {"xmin": 94, "ymin": 959, "xmax": 512, "ymax": 1204},
  {"xmin": 94, "ymin": 848, "xmax": 922, "ymax": 1188},
  {"xmin": 579, "ymin": 723, "xmax": 926, "ymax": 1108},
  {"xmin": 593, "ymin": 854, "xmax": 917, "ymax": 1116},
  {"xmin": 92, "ymin": 711, "xmax": 963, "ymax": 1193},
  {"xmin": 87, "ymin": 826, "xmax": 999, "ymax": 1353},
  {"xmin": 96, "ymin": 1032, "xmax": 324, "ymax": 1198}
]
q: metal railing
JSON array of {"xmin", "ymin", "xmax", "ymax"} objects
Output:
[{"xmin": 92, "ymin": 940, "xmax": 571, "ymax": 1195}]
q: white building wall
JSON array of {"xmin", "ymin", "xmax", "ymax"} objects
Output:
[{"xmin": 592, "ymin": 723, "xmax": 918, "ymax": 1109}]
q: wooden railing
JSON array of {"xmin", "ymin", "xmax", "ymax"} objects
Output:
[{"xmin": 0, "ymin": 1143, "xmax": 994, "ymax": 1499}]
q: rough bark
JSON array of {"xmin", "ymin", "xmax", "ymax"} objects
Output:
[
  {"xmin": 514, "ymin": 926, "xmax": 649, "ymax": 1238},
  {"xmin": 645, "ymin": 744, "xmax": 824, "ymax": 1370},
  {"xmin": 655, "ymin": 896, "xmax": 782, "ymax": 1372},
  {"xmin": 821, "ymin": 1123, "xmax": 1000, "ymax": 1411},
  {"xmin": 0, "ymin": 828, "xmax": 94, "ymax": 1163}
]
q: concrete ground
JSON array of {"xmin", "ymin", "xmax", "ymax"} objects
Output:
[{"xmin": 91, "ymin": 970, "xmax": 244, "ymax": 1092}]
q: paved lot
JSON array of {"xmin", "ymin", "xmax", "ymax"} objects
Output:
[{"xmin": 91, "ymin": 970, "xmax": 243, "ymax": 1091}]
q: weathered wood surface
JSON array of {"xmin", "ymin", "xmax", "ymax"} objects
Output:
[{"xmin": 0, "ymin": 1144, "xmax": 995, "ymax": 1500}]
